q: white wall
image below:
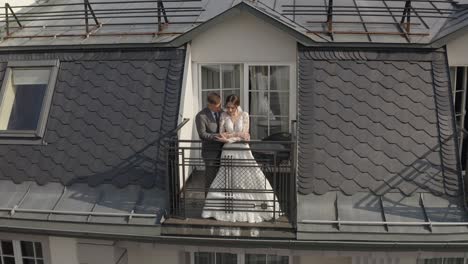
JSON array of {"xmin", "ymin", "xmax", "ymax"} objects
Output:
[
  {"xmin": 77, "ymin": 239, "xmax": 124, "ymax": 264},
  {"xmin": 179, "ymin": 44, "xmax": 195, "ymax": 141},
  {"xmin": 191, "ymin": 11, "xmax": 297, "ymax": 63},
  {"xmin": 447, "ymin": 33, "xmax": 468, "ymax": 66},
  {"xmin": 126, "ymin": 243, "xmax": 182, "ymax": 264},
  {"xmin": 298, "ymin": 256, "xmax": 352, "ymax": 264},
  {"xmin": 44, "ymin": 238, "xmax": 468, "ymax": 264},
  {"xmin": 49, "ymin": 237, "xmax": 79, "ymax": 264},
  {"xmin": 178, "ymin": 44, "xmax": 198, "ymax": 188}
]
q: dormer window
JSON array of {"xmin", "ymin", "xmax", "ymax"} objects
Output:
[{"xmin": 0, "ymin": 60, "xmax": 59, "ymax": 139}]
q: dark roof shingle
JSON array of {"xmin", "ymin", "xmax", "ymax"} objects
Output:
[
  {"xmin": 297, "ymin": 47, "xmax": 460, "ymax": 198},
  {"xmin": 296, "ymin": 47, "xmax": 467, "ymax": 241},
  {"xmin": 0, "ymin": 48, "xmax": 185, "ymax": 189}
]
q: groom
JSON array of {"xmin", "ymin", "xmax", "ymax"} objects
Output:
[{"xmin": 195, "ymin": 92, "xmax": 224, "ymax": 194}]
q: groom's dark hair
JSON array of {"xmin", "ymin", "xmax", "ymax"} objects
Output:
[{"xmin": 207, "ymin": 92, "xmax": 221, "ymax": 105}]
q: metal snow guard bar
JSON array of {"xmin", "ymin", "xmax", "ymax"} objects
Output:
[
  {"xmin": 1, "ymin": 0, "xmax": 204, "ymax": 38},
  {"xmin": 282, "ymin": 0, "xmax": 457, "ymax": 42},
  {"xmin": 300, "ymin": 191, "xmax": 467, "ymax": 232},
  {"xmin": 301, "ymin": 220, "xmax": 468, "ymax": 226},
  {"xmin": 302, "ymin": 127, "xmax": 468, "ymax": 231}
]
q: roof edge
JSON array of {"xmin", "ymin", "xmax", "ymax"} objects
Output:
[
  {"xmin": 0, "ymin": 43, "xmax": 184, "ymax": 52},
  {"xmin": 170, "ymin": 1, "xmax": 315, "ymax": 47},
  {"xmin": 431, "ymin": 25, "xmax": 468, "ymax": 48},
  {"xmin": 3, "ymin": 218, "xmax": 468, "ymax": 251},
  {"xmin": 429, "ymin": 7, "xmax": 468, "ymax": 48}
]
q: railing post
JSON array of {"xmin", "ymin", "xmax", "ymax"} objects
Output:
[
  {"xmin": 4, "ymin": 3, "xmax": 23, "ymax": 37},
  {"xmin": 83, "ymin": 0, "xmax": 101, "ymax": 36},
  {"xmin": 181, "ymin": 144, "xmax": 187, "ymax": 219},
  {"xmin": 156, "ymin": 0, "xmax": 169, "ymax": 32},
  {"xmin": 292, "ymin": 0, "xmax": 296, "ymax": 22},
  {"xmin": 86, "ymin": 0, "xmax": 100, "ymax": 27},
  {"xmin": 157, "ymin": 0, "xmax": 162, "ymax": 32},
  {"xmin": 326, "ymin": 0, "xmax": 334, "ymax": 38},
  {"xmin": 223, "ymin": 155, "xmax": 233, "ymax": 214},
  {"xmin": 167, "ymin": 139, "xmax": 175, "ymax": 216},
  {"xmin": 273, "ymin": 152, "xmax": 277, "ymax": 221},
  {"xmin": 174, "ymin": 141, "xmax": 180, "ymax": 216},
  {"xmin": 401, "ymin": 0, "xmax": 412, "ymax": 33},
  {"xmin": 5, "ymin": 4, "xmax": 9, "ymax": 37},
  {"xmin": 290, "ymin": 141, "xmax": 297, "ymax": 224},
  {"xmin": 84, "ymin": 0, "xmax": 89, "ymax": 35}
]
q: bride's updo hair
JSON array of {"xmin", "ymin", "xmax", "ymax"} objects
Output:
[{"xmin": 225, "ymin": 94, "xmax": 240, "ymax": 107}]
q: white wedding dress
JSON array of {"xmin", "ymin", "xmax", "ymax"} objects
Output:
[{"xmin": 201, "ymin": 110, "xmax": 281, "ymax": 223}]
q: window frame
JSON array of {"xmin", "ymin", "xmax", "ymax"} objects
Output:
[
  {"xmin": 0, "ymin": 60, "xmax": 59, "ymax": 139},
  {"xmin": 187, "ymin": 250, "xmax": 292, "ymax": 264},
  {"xmin": 0, "ymin": 232, "xmax": 50, "ymax": 264},
  {"xmin": 197, "ymin": 62, "xmax": 296, "ymax": 139},
  {"xmin": 244, "ymin": 63, "xmax": 294, "ymax": 139},
  {"xmin": 199, "ymin": 63, "xmax": 244, "ymax": 109},
  {"xmin": 450, "ymin": 66, "xmax": 468, "ymax": 173}
]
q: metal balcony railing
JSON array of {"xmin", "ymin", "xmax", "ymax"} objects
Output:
[
  {"xmin": 166, "ymin": 139, "xmax": 296, "ymax": 223},
  {"xmin": 282, "ymin": 0, "xmax": 456, "ymax": 42}
]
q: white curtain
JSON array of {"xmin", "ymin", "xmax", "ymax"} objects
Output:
[
  {"xmin": 270, "ymin": 66, "xmax": 289, "ymax": 119},
  {"xmin": 249, "ymin": 66, "xmax": 274, "ymax": 118}
]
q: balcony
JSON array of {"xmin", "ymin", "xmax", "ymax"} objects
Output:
[{"xmin": 162, "ymin": 139, "xmax": 296, "ymax": 238}]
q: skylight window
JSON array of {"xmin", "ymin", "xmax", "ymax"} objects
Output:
[{"xmin": 0, "ymin": 60, "xmax": 59, "ymax": 139}]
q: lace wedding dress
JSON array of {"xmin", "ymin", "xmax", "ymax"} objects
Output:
[{"xmin": 201, "ymin": 110, "xmax": 281, "ymax": 223}]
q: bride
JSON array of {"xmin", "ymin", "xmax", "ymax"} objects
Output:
[{"xmin": 201, "ymin": 94, "xmax": 281, "ymax": 223}]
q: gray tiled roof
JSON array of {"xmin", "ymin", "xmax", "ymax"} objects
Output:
[
  {"xmin": 0, "ymin": 48, "xmax": 183, "ymax": 236},
  {"xmin": 0, "ymin": 0, "xmax": 464, "ymax": 47},
  {"xmin": 433, "ymin": 6, "xmax": 468, "ymax": 44},
  {"xmin": 0, "ymin": 48, "xmax": 185, "ymax": 188},
  {"xmin": 297, "ymin": 48, "xmax": 460, "ymax": 197},
  {"xmin": 0, "ymin": 0, "xmax": 241, "ymax": 47},
  {"xmin": 296, "ymin": 47, "xmax": 467, "ymax": 240}
]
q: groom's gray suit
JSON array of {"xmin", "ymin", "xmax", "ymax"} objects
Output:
[{"xmin": 195, "ymin": 107, "xmax": 224, "ymax": 191}]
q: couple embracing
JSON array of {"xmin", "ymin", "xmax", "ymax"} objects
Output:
[{"xmin": 195, "ymin": 93, "xmax": 280, "ymax": 223}]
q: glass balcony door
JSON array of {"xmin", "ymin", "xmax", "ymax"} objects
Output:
[{"xmin": 247, "ymin": 65, "xmax": 291, "ymax": 139}]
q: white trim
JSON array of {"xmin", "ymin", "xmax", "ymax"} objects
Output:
[
  {"xmin": 179, "ymin": 43, "xmax": 192, "ymax": 124},
  {"xmin": 198, "ymin": 63, "xmax": 244, "ymax": 108},
  {"xmin": 13, "ymin": 240, "xmax": 22, "ymax": 264},
  {"xmin": 197, "ymin": 61, "xmax": 296, "ymax": 138}
]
